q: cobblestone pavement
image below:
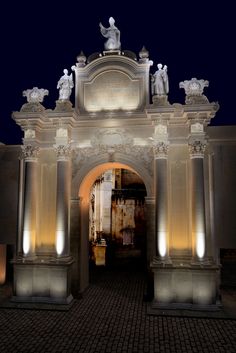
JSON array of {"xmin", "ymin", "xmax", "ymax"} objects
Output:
[{"xmin": 0, "ymin": 267, "xmax": 236, "ymax": 353}]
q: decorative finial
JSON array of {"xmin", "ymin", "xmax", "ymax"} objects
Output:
[
  {"xmin": 139, "ymin": 46, "xmax": 149, "ymax": 62},
  {"xmin": 76, "ymin": 51, "xmax": 87, "ymax": 67}
]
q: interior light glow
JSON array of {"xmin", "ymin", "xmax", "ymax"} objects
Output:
[{"xmin": 0, "ymin": 245, "xmax": 6, "ymax": 284}]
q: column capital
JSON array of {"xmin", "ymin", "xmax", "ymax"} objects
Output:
[
  {"xmin": 153, "ymin": 141, "xmax": 169, "ymax": 159},
  {"xmin": 55, "ymin": 144, "xmax": 72, "ymax": 161},
  {"xmin": 188, "ymin": 140, "xmax": 206, "ymax": 159},
  {"xmin": 21, "ymin": 144, "xmax": 39, "ymax": 162}
]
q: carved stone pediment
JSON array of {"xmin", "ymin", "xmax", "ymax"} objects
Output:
[{"xmin": 73, "ymin": 53, "xmax": 152, "ymax": 114}]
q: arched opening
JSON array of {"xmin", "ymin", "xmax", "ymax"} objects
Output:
[
  {"xmin": 89, "ymin": 168, "xmax": 147, "ymax": 269},
  {"xmin": 74, "ymin": 162, "xmax": 152, "ymax": 293}
]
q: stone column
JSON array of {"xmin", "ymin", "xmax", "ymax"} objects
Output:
[
  {"xmin": 153, "ymin": 142, "xmax": 170, "ymax": 262},
  {"xmin": 55, "ymin": 144, "xmax": 71, "ymax": 257},
  {"xmin": 21, "ymin": 144, "xmax": 39, "ymax": 257},
  {"xmin": 189, "ymin": 140, "xmax": 207, "ymax": 261}
]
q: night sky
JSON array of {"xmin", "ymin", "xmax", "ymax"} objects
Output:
[{"xmin": 0, "ymin": 1, "xmax": 235, "ymax": 144}]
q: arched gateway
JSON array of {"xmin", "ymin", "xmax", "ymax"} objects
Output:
[{"xmin": 12, "ymin": 20, "xmax": 220, "ymax": 309}]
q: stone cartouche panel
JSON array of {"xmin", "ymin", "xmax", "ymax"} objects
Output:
[{"xmin": 84, "ymin": 70, "xmax": 140, "ymax": 112}]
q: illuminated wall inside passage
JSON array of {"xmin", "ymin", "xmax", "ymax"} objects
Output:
[{"xmin": 0, "ymin": 244, "xmax": 6, "ymax": 284}]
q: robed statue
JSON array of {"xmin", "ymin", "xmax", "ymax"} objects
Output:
[
  {"xmin": 57, "ymin": 69, "xmax": 74, "ymax": 100},
  {"xmin": 99, "ymin": 17, "xmax": 121, "ymax": 50},
  {"xmin": 151, "ymin": 64, "xmax": 169, "ymax": 96}
]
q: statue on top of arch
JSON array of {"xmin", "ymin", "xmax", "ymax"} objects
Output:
[
  {"xmin": 151, "ymin": 63, "xmax": 170, "ymax": 106},
  {"xmin": 99, "ymin": 17, "xmax": 121, "ymax": 51},
  {"xmin": 57, "ymin": 69, "xmax": 74, "ymax": 101},
  {"xmin": 151, "ymin": 63, "xmax": 169, "ymax": 96}
]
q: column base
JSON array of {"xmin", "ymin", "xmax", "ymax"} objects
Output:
[
  {"xmin": 11, "ymin": 294, "xmax": 73, "ymax": 305},
  {"xmin": 12, "ymin": 256, "xmax": 74, "ymax": 305},
  {"xmin": 151, "ymin": 260, "xmax": 221, "ymax": 310}
]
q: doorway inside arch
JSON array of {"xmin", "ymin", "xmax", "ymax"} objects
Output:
[{"xmin": 89, "ymin": 168, "xmax": 147, "ymax": 270}]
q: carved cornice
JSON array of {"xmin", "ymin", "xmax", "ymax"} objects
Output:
[
  {"xmin": 21, "ymin": 145, "xmax": 39, "ymax": 161},
  {"xmin": 55, "ymin": 144, "xmax": 72, "ymax": 161},
  {"xmin": 153, "ymin": 142, "xmax": 169, "ymax": 159},
  {"xmin": 189, "ymin": 140, "xmax": 206, "ymax": 159}
]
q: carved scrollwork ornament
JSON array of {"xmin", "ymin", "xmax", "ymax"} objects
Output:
[
  {"xmin": 179, "ymin": 78, "xmax": 209, "ymax": 104},
  {"xmin": 72, "ymin": 144, "xmax": 154, "ymax": 177},
  {"xmin": 21, "ymin": 87, "xmax": 49, "ymax": 112},
  {"xmin": 55, "ymin": 144, "xmax": 72, "ymax": 161},
  {"xmin": 189, "ymin": 140, "xmax": 206, "ymax": 158},
  {"xmin": 153, "ymin": 142, "xmax": 169, "ymax": 159},
  {"xmin": 21, "ymin": 145, "xmax": 39, "ymax": 161}
]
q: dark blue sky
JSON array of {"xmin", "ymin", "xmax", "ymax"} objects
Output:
[{"xmin": 0, "ymin": 1, "xmax": 235, "ymax": 144}]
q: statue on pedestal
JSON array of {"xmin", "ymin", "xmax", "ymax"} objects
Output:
[
  {"xmin": 99, "ymin": 17, "xmax": 121, "ymax": 51},
  {"xmin": 57, "ymin": 69, "xmax": 74, "ymax": 101},
  {"xmin": 151, "ymin": 64, "xmax": 169, "ymax": 96}
]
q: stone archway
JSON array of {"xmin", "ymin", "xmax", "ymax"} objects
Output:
[{"xmin": 70, "ymin": 160, "xmax": 155, "ymax": 294}]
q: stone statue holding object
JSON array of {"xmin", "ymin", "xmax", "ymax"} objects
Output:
[
  {"xmin": 99, "ymin": 17, "xmax": 121, "ymax": 51},
  {"xmin": 57, "ymin": 69, "xmax": 74, "ymax": 101},
  {"xmin": 151, "ymin": 63, "xmax": 169, "ymax": 96}
]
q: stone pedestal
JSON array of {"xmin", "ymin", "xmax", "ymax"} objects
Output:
[
  {"xmin": 12, "ymin": 257, "xmax": 74, "ymax": 304},
  {"xmin": 93, "ymin": 245, "xmax": 107, "ymax": 266},
  {"xmin": 54, "ymin": 100, "xmax": 73, "ymax": 112},
  {"xmin": 152, "ymin": 95, "xmax": 170, "ymax": 106},
  {"xmin": 151, "ymin": 262, "xmax": 221, "ymax": 310}
]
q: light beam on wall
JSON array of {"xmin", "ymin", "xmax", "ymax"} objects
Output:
[
  {"xmin": 23, "ymin": 230, "xmax": 30, "ymax": 255},
  {"xmin": 196, "ymin": 232, "xmax": 205, "ymax": 259},
  {"xmin": 56, "ymin": 230, "xmax": 64, "ymax": 256},
  {"xmin": 158, "ymin": 231, "xmax": 167, "ymax": 258}
]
